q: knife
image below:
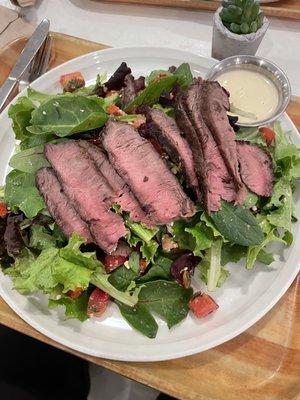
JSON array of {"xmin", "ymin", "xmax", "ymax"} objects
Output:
[{"xmin": 0, "ymin": 18, "xmax": 50, "ymax": 113}]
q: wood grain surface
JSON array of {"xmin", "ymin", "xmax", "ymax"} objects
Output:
[
  {"xmin": 101, "ymin": 0, "xmax": 300, "ymax": 20},
  {"xmin": 0, "ymin": 32, "xmax": 299, "ymax": 400}
]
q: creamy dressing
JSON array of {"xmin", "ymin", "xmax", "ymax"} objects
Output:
[{"xmin": 217, "ymin": 69, "xmax": 279, "ymax": 123}]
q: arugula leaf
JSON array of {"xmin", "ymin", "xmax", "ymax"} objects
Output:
[
  {"xmin": 49, "ymin": 291, "xmax": 89, "ymax": 322},
  {"xmin": 211, "ymin": 201, "xmax": 264, "ymax": 246},
  {"xmin": 9, "ymin": 145, "xmax": 50, "ymax": 173},
  {"xmin": 108, "ymin": 266, "xmax": 138, "ymax": 291},
  {"xmin": 174, "ymin": 63, "xmax": 193, "ymax": 88},
  {"xmin": 125, "ymin": 75, "xmax": 178, "ymax": 112},
  {"xmin": 235, "ymin": 127, "xmax": 266, "ymax": 146},
  {"xmin": 28, "ymin": 95, "xmax": 108, "ymax": 137},
  {"xmin": 8, "ymin": 96, "xmax": 35, "ymax": 140},
  {"xmin": 115, "ymin": 301, "xmax": 158, "ymax": 338},
  {"xmin": 4, "ymin": 170, "xmax": 45, "ymax": 218},
  {"xmin": 139, "ymin": 280, "xmax": 193, "ymax": 328},
  {"xmin": 138, "ymin": 256, "xmax": 172, "ymax": 283}
]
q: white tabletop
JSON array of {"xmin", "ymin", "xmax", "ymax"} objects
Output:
[{"xmin": 2, "ymin": 0, "xmax": 300, "ymax": 96}]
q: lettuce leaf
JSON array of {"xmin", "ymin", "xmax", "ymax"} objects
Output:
[
  {"xmin": 49, "ymin": 291, "xmax": 89, "ymax": 322},
  {"xmin": 8, "ymin": 97, "xmax": 35, "ymax": 140}
]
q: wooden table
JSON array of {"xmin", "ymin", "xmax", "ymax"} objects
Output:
[{"xmin": 0, "ymin": 33, "xmax": 299, "ymax": 400}]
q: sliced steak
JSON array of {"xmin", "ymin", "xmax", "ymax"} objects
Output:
[
  {"xmin": 45, "ymin": 142, "xmax": 126, "ymax": 253},
  {"xmin": 237, "ymin": 142, "xmax": 273, "ymax": 197},
  {"xmin": 144, "ymin": 108, "xmax": 199, "ymax": 196},
  {"xmin": 77, "ymin": 140, "xmax": 152, "ymax": 226},
  {"xmin": 176, "ymin": 83, "xmax": 236, "ymax": 212},
  {"xmin": 102, "ymin": 120, "xmax": 195, "ymax": 224},
  {"xmin": 200, "ymin": 80, "xmax": 246, "ymax": 203},
  {"xmin": 36, "ymin": 167, "xmax": 92, "ymax": 242}
]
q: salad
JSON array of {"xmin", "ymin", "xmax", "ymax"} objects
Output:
[{"xmin": 0, "ymin": 62, "xmax": 299, "ymax": 339}]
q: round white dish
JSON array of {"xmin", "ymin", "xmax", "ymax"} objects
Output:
[{"xmin": 0, "ymin": 47, "xmax": 299, "ymax": 362}]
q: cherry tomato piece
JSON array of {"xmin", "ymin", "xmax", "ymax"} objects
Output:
[
  {"xmin": 259, "ymin": 127, "xmax": 276, "ymax": 146},
  {"xmin": 103, "ymin": 254, "xmax": 127, "ymax": 273},
  {"xmin": 189, "ymin": 293, "xmax": 219, "ymax": 318},
  {"xmin": 59, "ymin": 72, "xmax": 85, "ymax": 92},
  {"xmin": 67, "ymin": 287, "xmax": 83, "ymax": 299},
  {"xmin": 0, "ymin": 202, "xmax": 8, "ymax": 217},
  {"xmin": 87, "ymin": 288, "xmax": 110, "ymax": 318}
]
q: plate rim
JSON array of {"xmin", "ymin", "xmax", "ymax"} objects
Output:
[{"xmin": 0, "ymin": 46, "xmax": 299, "ymax": 361}]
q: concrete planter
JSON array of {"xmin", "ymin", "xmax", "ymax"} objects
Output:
[{"xmin": 212, "ymin": 7, "xmax": 269, "ymax": 60}]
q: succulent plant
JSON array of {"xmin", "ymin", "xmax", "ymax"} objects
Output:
[{"xmin": 220, "ymin": 0, "xmax": 264, "ymax": 35}]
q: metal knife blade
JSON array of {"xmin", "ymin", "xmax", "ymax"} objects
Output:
[
  {"xmin": 9, "ymin": 18, "xmax": 50, "ymax": 80},
  {"xmin": 0, "ymin": 18, "xmax": 50, "ymax": 113}
]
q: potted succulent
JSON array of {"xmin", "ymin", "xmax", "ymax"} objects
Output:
[{"xmin": 212, "ymin": 0, "xmax": 269, "ymax": 60}]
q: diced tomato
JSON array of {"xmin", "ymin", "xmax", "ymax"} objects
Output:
[
  {"xmin": 59, "ymin": 72, "xmax": 85, "ymax": 92},
  {"xmin": 103, "ymin": 254, "xmax": 127, "ymax": 273},
  {"xmin": 189, "ymin": 293, "xmax": 219, "ymax": 318},
  {"xmin": 107, "ymin": 104, "xmax": 122, "ymax": 115},
  {"xmin": 67, "ymin": 287, "xmax": 83, "ymax": 299},
  {"xmin": 0, "ymin": 201, "xmax": 8, "ymax": 217},
  {"xmin": 139, "ymin": 258, "xmax": 147, "ymax": 272},
  {"xmin": 87, "ymin": 288, "xmax": 110, "ymax": 318},
  {"xmin": 259, "ymin": 127, "xmax": 276, "ymax": 146}
]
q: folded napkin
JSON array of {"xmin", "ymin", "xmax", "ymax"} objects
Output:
[{"xmin": 0, "ymin": 5, "xmax": 34, "ymax": 49}]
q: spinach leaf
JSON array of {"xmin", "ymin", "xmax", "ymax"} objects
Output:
[
  {"xmin": 9, "ymin": 145, "xmax": 50, "ymax": 173},
  {"xmin": 4, "ymin": 170, "xmax": 45, "ymax": 218},
  {"xmin": 124, "ymin": 75, "xmax": 178, "ymax": 112},
  {"xmin": 20, "ymin": 133, "xmax": 55, "ymax": 150},
  {"xmin": 28, "ymin": 95, "xmax": 108, "ymax": 137},
  {"xmin": 108, "ymin": 266, "xmax": 138, "ymax": 291},
  {"xmin": 49, "ymin": 291, "xmax": 89, "ymax": 322},
  {"xmin": 211, "ymin": 201, "xmax": 264, "ymax": 246},
  {"xmin": 128, "ymin": 252, "xmax": 140, "ymax": 274},
  {"xmin": 8, "ymin": 96, "xmax": 35, "ymax": 140},
  {"xmin": 221, "ymin": 243, "xmax": 246, "ymax": 266},
  {"xmin": 115, "ymin": 301, "xmax": 158, "ymax": 339},
  {"xmin": 27, "ymin": 87, "xmax": 55, "ymax": 104},
  {"xmin": 139, "ymin": 280, "xmax": 193, "ymax": 328},
  {"xmin": 174, "ymin": 63, "xmax": 193, "ymax": 88},
  {"xmin": 138, "ymin": 257, "xmax": 172, "ymax": 283}
]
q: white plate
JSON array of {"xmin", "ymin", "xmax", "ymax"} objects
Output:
[{"xmin": 0, "ymin": 47, "xmax": 299, "ymax": 361}]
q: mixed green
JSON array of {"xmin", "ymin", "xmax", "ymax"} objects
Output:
[{"xmin": 0, "ymin": 63, "xmax": 299, "ymax": 338}]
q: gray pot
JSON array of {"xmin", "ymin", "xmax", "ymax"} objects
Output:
[{"xmin": 212, "ymin": 7, "xmax": 269, "ymax": 60}]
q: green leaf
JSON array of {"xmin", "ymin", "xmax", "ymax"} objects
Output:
[
  {"xmin": 185, "ymin": 222, "xmax": 214, "ymax": 255},
  {"xmin": 236, "ymin": 127, "xmax": 266, "ymax": 146},
  {"xmin": 4, "ymin": 170, "xmax": 45, "ymax": 218},
  {"xmin": 91, "ymin": 267, "xmax": 139, "ymax": 307},
  {"xmin": 198, "ymin": 239, "xmax": 226, "ymax": 291},
  {"xmin": 125, "ymin": 220, "xmax": 158, "ymax": 243},
  {"xmin": 59, "ymin": 234, "xmax": 98, "ymax": 270},
  {"xmin": 27, "ymin": 87, "xmax": 55, "ymax": 104},
  {"xmin": 29, "ymin": 225, "xmax": 56, "ymax": 251},
  {"xmin": 174, "ymin": 63, "xmax": 193, "ymax": 88},
  {"xmin": 51, "ymin": 256, "xmax": 93, "ymax": 293},
  {"xmin": 140, "ymin": 240, "xmax": 159, "ymax": 263},
  {"xmin": 8, "ymin": 96, "xmax": 35, "ymax": 140},
  {"xmin": 28, "ymin": 95, "xmax": 108, "ymax": 137},
  {"xmin": 211, "ymin": 201, "xmax": 264, "ymax": 246},
  {"xmin": 9, "ymin": 145, "xmax": 50, "ymax": 173},
  {"xmin": 115, "ymin": 301, "xmax": 158, "ymax": 338},
  {"xmin": 246, "ymin": 227, "xmax": 281, "ymax": 269},
  {"xmin": 256, "ymin": 249, "xmax": 274, "ymax": 265},
  {"xmin": 20, "ymin": 134, "xmax": 55, "ymax": 150},
  {"xmin": 125, "ymin": 75, "xmax": 178, "ymax": 112},
  {"xmin": 108, "ymin": 266, "xmax": 138, "ymax": 291},
  {"xmin": 221, "ymin": 243, "xmax": 246, "ymax": 266},
  {"xmin": 128, "ymin": 252, "xmax": 140, "ymax": 274},
  {"xmin": 138, "ymin": 257, "xmax": 172, "ymax": 283},
  {"xmin": 49, "ymin": 291, "xmax": 89, "ymax": 322},
  {"xmin": 139, "ymin": 280, "xmax": 193, "ymax": 328},
  {"xmin": 172, "ymin": 219, "xmax": 196, "ymax": 252}
]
